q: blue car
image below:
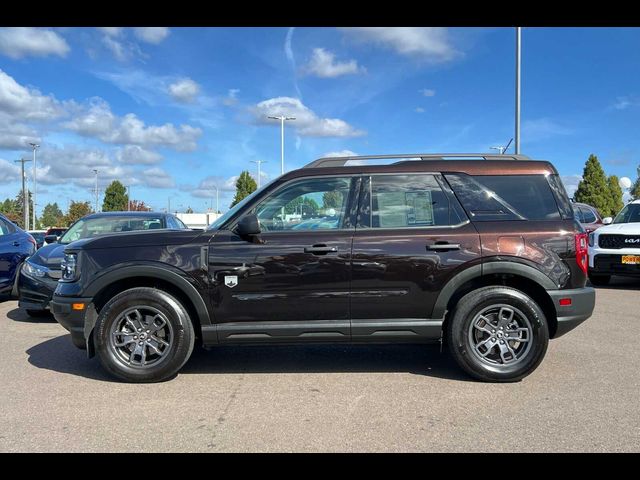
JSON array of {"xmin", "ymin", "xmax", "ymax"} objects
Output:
[{"xmin": 0, "ymin": 213, "xmax": 36, "ymax": 297}]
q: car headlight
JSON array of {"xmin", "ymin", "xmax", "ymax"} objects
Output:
[
  {"xmin": 60, "ymin": 253, "xmax": 78, "ymax": 282},
  {"xmin": 22, "ymin": 260, "xmax": 49, "ymax": 278},
  {"xmin": 588, "ymin": 232, "xmax": 594, "ymax": 247}
]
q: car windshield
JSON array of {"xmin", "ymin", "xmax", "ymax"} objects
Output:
[
  {"xmin": 59, "ymin": 216, "xmax": 165, "ymax": 244},
  {"xmin": 613, "ymin": 204, "xmax": 640, "ymax": 224},
  {"xmin": 208, "ymin": 180, "xmax": 276, "ymax": 230}
]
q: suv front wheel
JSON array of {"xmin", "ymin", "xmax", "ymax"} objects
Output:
[
  {"xmin": 447, "ymin": 286, "xmax": 549, "ymax": 382},
  {"xmin": 94, "ymin": 287, "xmax": 195, "ymax": 383}
]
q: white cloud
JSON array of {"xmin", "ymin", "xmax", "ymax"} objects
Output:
[
  {"xmin": 415, "ymin": 107, "xmax": 425, "ymax": 113},
  {"xmin": 97, "ymin": 27, "xmax": 123, "ymax": 37},
  {"xmin": 252, "ymin": 97, "xmax": 365, "ymax": 138},
  {"xmin": 341, "ymin": 27, "xmax": 459, "ymax": 62},
  {"xmin": 522, "ymin": 118, "xmax": 574, "ymax": 142},
  {"xmin": 612, "ymin": 95, "xmax": 640, "ymax": 110},
  {"xmin": 222, "ymin": 88, "xmax": 240, "ymax": 106},
  {"xmin": 0, "ymin": 117, "xmax": 40, "ymax": 149},
  {"xmin": 133, "ymin": 27, "xmax": 170, "ymax": 44},
  {"xmin": 0, "ymin": 69, "xmax": 67, "ymax": 121},
  {"xmin": 323, "ymin": 150, "xmax": 358, "ymax": 158},
  {"xmin": 116, "ymin": 145, "xmax": 162, "ymax": 165},
  {"xmin": 187, "ymin": 175, "xmax": 237, "ymax": 199},
  {"xmin": 168, "ymin": 78, "xmax": 200, "ymax": 103},
  {"xmin": 0, "ymin": 27, "xmax": 70, "ymax": 59},
  {"xmin": 142, "ymin": 167, "xmax": 175, "ymax": 188},
  {"xmin": 0, "ymin": 158, "xmax": 21, "ymax": 184},
  {"xmin": 420, "ymin": 88, "xmax": 436, "ymax": 97},
  {"xmin": 64, "ymin": 97, "xmax": 202, "ymax": 151},
  {"xmin": 561, "ymin": 174, "xmax": 582, "ymax": 199},
  {"xmin": 302, "ymin": 48, "xmax": 365, "ymax": 78},
  {"xmin": 101, "ymin": 35, "xmax": 130, "ymax": 62}
]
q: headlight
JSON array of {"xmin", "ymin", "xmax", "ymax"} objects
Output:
[
  {"xmin": 588, "ymin": 232, "xmax": 594, "ymax": 247},
  {"xmin": 60, "ymin": 253, "xmax": 78, "ymax": 282},
  {"xmin": 23, "ymin": 260, "xmax": 48, "ymax": 278}
]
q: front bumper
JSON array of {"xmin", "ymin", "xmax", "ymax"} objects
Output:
[
  {"xmin": 50, "ymin": 295, "xmax": 95, "ymax": 352},
  {"xmin": 548, "ymin": 287, "xmax": 596, "ymax": 338},
  {"xmin": 18, "ymin": 269, "xmax": 59, "ymax": 311},
  {"xmin": 589, "ymin": 252, "xmax": 640, "ymax": 277}
]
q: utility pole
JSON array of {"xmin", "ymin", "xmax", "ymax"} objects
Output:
[
  {"xmin": 515, "ymin": 27, "xmax": 522, "ymax": 154},
  {"xmin": 29, "ymin": 143, "xmax": 39, "ymax": 229},
  {"xmin": 212, "ymin": 185, "xmax": 219, "ymax": 214},
  {"xmin": 251, "ymin": 160, "xmax": 267, "ymax": 188},
  {"xmin": 93, "ymin": 169, "xmax": 99, "ymax": 212},
  {"xmin": 267, "ymin": 115, "xmax": 295, "ymax": 175},
  {"xmin": 14, "ymin": 158, "xmax": 32, "ymax": 229},
  {"xmin": 126, "ymin": 185, "xmax": 131, "ymax": 211}
]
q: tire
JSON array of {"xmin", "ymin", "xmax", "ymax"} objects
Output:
[
  {"xmin": 588, "ymin": 273, "xmax": 611, "ymax": 286},
  {"xmin": 26, "ymin": 309, "xmax": 52, "ymax": 318},
  {"xmin": 446, "ymin": 286, "xmax": 549, "ymax": 383},
  {"xmin": 94, "ymin": 287, "xmax": 195, "ymax": 383}
]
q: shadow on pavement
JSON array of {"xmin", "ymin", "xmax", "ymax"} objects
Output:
[
  {"xmin": 589, "ymin": 276, "xmax": 640, "ymax": 291},
  {"xmin": 6, "ymin": 307, "xmax": 57, "ymax": 323},
  {"xmin": 26, "ymin": 335, "xmax": 471, "ymax": 382}
]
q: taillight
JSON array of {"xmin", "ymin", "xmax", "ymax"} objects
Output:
[
  {"xmin": 27, "ymin": 235, "xmax": 36, "ymax": 247},
  {"xmin": 575, "ymin": 232, "xmax": 588, "ymax": 274}
]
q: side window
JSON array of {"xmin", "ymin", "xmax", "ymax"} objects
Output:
[
  {"xmin": 254, "ymin": 177, "xmax": 354, "ymax": 232},
  {"xmin": 0, "ymin": 219, "xmax": 11, "ymax": 236},
  {"xmin": 166, "ymin": 216, "xmax": 178, "ymax": 229},
  {"xmin": 581, "ymin": 207, "xmax": 597, "ymax": 224},
  {"xmin": 359, "ymin": 174, "xmax": 464, "ymax": 228},
  {"xmin": 574, "ymin": 206, "xmax": 585, "ymax": 223}
]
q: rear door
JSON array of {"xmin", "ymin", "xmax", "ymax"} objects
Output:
[{"xmin": 350, "ymin": 173, "xmax": 481, "ymax": 341}]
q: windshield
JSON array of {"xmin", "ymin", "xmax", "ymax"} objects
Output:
[
  {"xmin": 208, "ymin": 180, "xmax": 276, "ymax": 230},
  {"xmin": 59, "ymin": 216, "xmax": 165, "ymax": 244},
  {"xmin": 613, "ymin": 204, "xmax": 640, "ymax": 224}
]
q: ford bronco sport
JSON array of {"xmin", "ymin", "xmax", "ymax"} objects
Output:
[{"xmin": 51, "ymin": 153, "xmax": 595, "ymax": 383}]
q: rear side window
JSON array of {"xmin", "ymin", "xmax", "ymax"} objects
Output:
[
  {"xmin": 445, "ymin": 174, "xmax": 562, "ymax": 221},
  {"xmin": 580, "ymin": 206, "xmax": 597, "ymax": 224}
]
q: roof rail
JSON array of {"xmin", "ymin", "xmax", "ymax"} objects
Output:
[{"xmin": 304, "ymin": 153, "xmax": 531, "ymax": 169}]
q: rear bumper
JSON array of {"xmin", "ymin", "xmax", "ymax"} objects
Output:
[
  {"xmin": 50, "ymin": 296, "xmax": 93, "ymax": 350},
  {"xmin": 548, "ymin": 287, "xmax": 595, "ymax": 338}
]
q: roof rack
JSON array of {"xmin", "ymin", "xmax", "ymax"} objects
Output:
[{"xmin": 304, "ymin": 153, "xmax": 531, "ymax": 169}]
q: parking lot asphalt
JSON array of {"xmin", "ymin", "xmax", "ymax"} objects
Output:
[{"xmin": 0, "ymin": 278, "xmax": 639, "ymax": 453}]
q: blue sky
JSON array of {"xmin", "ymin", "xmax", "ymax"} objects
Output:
[{"xmin": 1, "ymin": 26, "xmax": 639, "ymax": 215}]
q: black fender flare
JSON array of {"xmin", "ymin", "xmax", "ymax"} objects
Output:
[{"xmin": 431, "ymin": 261, "xmax": 557, "ymax": 319}]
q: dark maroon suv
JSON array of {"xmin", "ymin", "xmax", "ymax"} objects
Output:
[{"xmin": 51, "ymin": 153, "xmax": 595, "ymax": 383}]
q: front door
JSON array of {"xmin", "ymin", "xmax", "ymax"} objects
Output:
[
  {"xmin": 350, "ymin": 173, "xmax": 482, "ymax": 341},
  {"xmin": 209, "ymin": 175, "xmax": 359, "ymax": 343}
]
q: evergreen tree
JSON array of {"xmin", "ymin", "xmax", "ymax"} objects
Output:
[
  {"xmin": 102, "ymin": 180, "xmax": 128, "ymax": 211},
  {"xmin": 40, "ymin": 202, "xmax": 64, "ymax": 228},
  {"xmin": 186, "ymin": 206, "xmax": 194, "ymax": 213},
  {"xmin": 607, "ymin": 175, "xmax": 624, "ymax": 217},
  {"xmin": 632, "ymin": 166, "xmax": 640, "ymax": 200},
  {"xmin": 574, "ymin": 154, "xmax": 613, "ymax": 216},
  {"xmin": 231, "ymin": 171, "xmax": 257, "ymax": 207},
  {"xmin": 322, "ymin": 191, "xmax": 343, "ymax": 209},
  {"xmin": 64, "ymin": 201, "xmax": 92, "ymax": 226},
  {"xmin": 8, "ymin": 190, "xmax": 34, "ymax": 229}
]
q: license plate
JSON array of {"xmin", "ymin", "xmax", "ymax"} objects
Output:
[{"xmin": 621, "ymin": 255, "xmax": 640, "ymax": 265}]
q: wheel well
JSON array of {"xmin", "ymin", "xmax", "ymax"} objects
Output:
[
  {"xmin": 441, "ymin": 273, "xmax": 558, "ymax": 339},
  {"xmin": 92, "ymin": 276, "xmax": 203, "ymax": 343}
]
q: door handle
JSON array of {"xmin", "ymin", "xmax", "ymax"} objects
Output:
[
  {"xmin": 12, "ymin": 241, "xmax": 20, "ymax": 247},
  {"xmin": 304, "ymin": 244, "xmax": 338, "ymax": 255},
  {"xmin": 427, "ymin": 243, "xmax": 460, "ymax": 251}
]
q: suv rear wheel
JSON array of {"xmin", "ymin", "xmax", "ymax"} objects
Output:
[
  {"xmin": 447, "ymin": 286, "xmax": 549, "ymax": 382},
  {"xmin": 94, "ymin": 287, "xmax": 195, "ymax": 383}
]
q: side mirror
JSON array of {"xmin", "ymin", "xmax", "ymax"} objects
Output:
[
  {"xmin": 602, "ymin": 217, "xmax": 613, "ymax": 225},
  {"xmin": 44, "ymin": 235, "xmax": 58, "ymax": 243},
  {"xmin": 236, "ymin": 214, "xmax": 261, "ymax": 237}
]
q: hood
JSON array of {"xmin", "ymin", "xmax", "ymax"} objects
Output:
[
  {"xmin": 28, "ymin": 242, "xmax": 66, "ymax": 270},
  {"xmin": 594, "ymin": 223, "xmax": 640, "ymax": 235},
  {"xmin": 65, "ymin": 229, "xmax": 210, "ymax": 251}
]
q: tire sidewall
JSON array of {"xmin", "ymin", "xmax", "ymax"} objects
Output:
[
  {"xmin": 94, "ymin": 288, "xmax": 194, "ymax": 383},
  {"xmin": 449, "ymin": 287, "xmax": 549, "ymax": 382}
]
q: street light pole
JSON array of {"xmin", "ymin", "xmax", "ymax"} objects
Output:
[
  {"xmin": 14, "ymin": 158, "xmax": 32, "ymax": 229},
  {"xmin": 267, "ymin": 115, "xmax": 295, "ymax": 175},
  {"xmin": 29, "ymin": 143, "xmax": 39, "ymax": 229},
  {"xmin": 515, "ymin": 27, "xmax": 522, "ymax": 155},
  {"xmin": 126, "ymin": 185, "xmax": 131, "ymax": 211},
  {"xmin": 250, "ymin": 160, "xmax": 267, "ymax": 188},
  {"xmin": 93, "ymin": 169, "xmax": 99, "ymax": 212}
]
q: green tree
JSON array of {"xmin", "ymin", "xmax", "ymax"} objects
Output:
[
  {"xmin": 0, "ymin": 198, "xmax": 19, "ymax": 224},
  {"xmin": 322, "ymin": 191, "xmax": 343, "ymax": 209},
  {"xmin": 574, "ymin": 154, "xmax": 613, "ymax": 216},
  {"xmin": 8, "ymin": 190, "xmax": 34, "ymax": 229},
  {"xmin": 40, "ymin": 202, "xmax": 64, "ymax": 228},
  {"xmin": 129, "ymin": 200, "xmax": 151, "ymax": 211},
  {"xmin": 607, "ymin": 175, "xmax": 624, "ymax": 217},
  {"xmin": 64, "ymin": 201, "xmax": 92, "ymax": 226},
  {"xmin": 231, "ymin": 171, "xmax": 257, "ymax": 207},
  {"xmin": 102, "ymin": 180, "xmax": 128, "ymax": 211},
  {"xmin": 631, "ymin": 166, "xmax": 640, "ymax": 200},
  {"xmin": 285, "ymin": 196, "xmax": 319, "ymax": 215},
  {"xmin": 186, "ymin": 206, "xmax": 194, "ymax": 213}
]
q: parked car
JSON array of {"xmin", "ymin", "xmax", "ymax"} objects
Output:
[
  {"xmin": 587, "ymin": 199, "xmax": 640, "ymax": 285},
  {"xmin": 572, "ymin": 202, "xmax": 603, "ymax": 233},
  {"xmin": 0, "ymin": 214, "xmax": 36, "ymax": 297},
  {"xmin": 28, "ymin": 230, "xmax": 47, "ymax": 249},
  {"xmin": 51, "ymin": 153, "xmax": 595, "ymax": 383},
  {"xmin": 43, "ymin": 227, "xmax": 68, "ymax": 246},
  {"xmin": 18, "ymin": 211, "xmax": 189, "ymax": 317}
]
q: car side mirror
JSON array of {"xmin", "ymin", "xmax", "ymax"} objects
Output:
[
  {"xmin": 236, "ymin": 214, "xmax": 261, "ymax": 237},
  {"xmin": 44, "ymin": 235, "xmax": 58, "ymax": 243},
  {"xmin": 602, "ymin": 217, "xmax": 613, "ymax": 225}
]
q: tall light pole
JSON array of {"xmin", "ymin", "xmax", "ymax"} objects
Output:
[
  {"xmin": 515, "ymin": 27, "xmax": 522, "ymax": 154},
  {"xmin": 93, "ymin": 169, "xmax": 99, "ymax": 212},
  {"xmin": 126, "ymin": 185, "xmax": 131, "ymax": 211},
  {"xmin": 490, "ymin": 146, "xmax": 506, "ymax": 155},
  {"xmin": 267, "ymin": 115, "xmax": 295, "ymax": 175},
  {"xmin": 14, "ymin": 158, "xmax": 32, "ymax": 229},
  {"xmin": 251, "ymin": 160, "xmax": 267, "ymax": 188},
  {"xmin": 29, "ymin": 143, "xmax": 39, "ymax": 229},
  {"xmin": 212, "ymin": 185, "xmax": 219, "ymax": 214}
]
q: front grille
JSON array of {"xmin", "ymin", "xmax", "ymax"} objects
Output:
[
  {"xmin": 593, "ymin": 254, "xmax": 640, "ymax": 275},
  {"xmin": 598, "ymin": 234, "xmax": 640, "ymax": 249}
]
